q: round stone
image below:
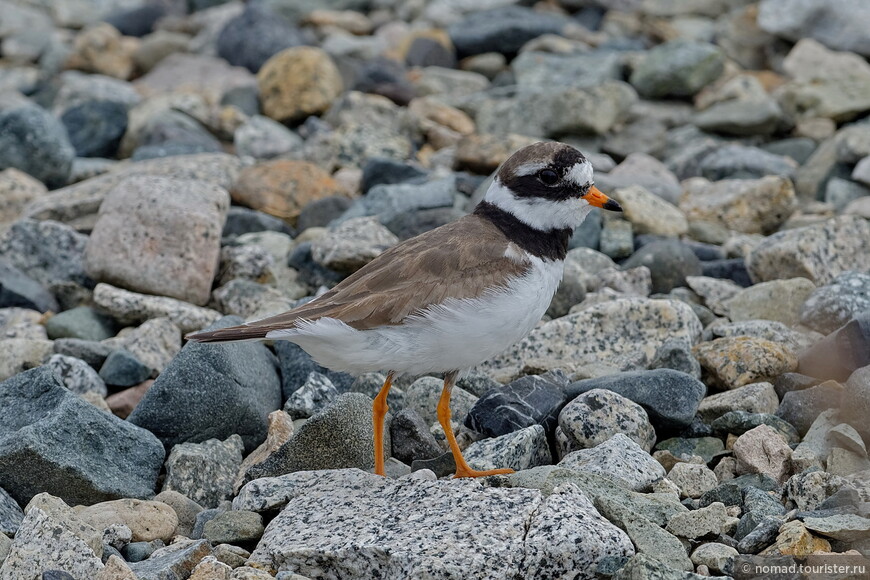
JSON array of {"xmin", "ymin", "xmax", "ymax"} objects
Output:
[{"xmin": 257, "ymin": 47, "xmax": 343, "ymax": 123}]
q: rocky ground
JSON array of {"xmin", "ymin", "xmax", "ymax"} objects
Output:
[{"xmin": 1, "ymin": 0, "xmax": 870, "ymax": 579}]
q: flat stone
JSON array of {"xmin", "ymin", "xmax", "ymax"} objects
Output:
[
  {"xmin": 128, "ymin": 316, "xmax": 281, "ymax": 454},
  {"xmin": 746, "ymin": 215, "xmax": 870, "ymax": 285},
  {"xmin": 0, "ymin": 367, "xmax": 164, "ymax": 506},
  {"xmin": 615, "ymin": 185, "xmax": 688, "ymax": 237},
  {"xmin": 693, "ymin": 337, "xmax": 797, "ymax": 390},
  {"xmin": 680, "ymin": 176, "xmax": 796, "ymax": 235},
  {"xmin": 85, "ymin": 176, "xmax": 230, "ymax": 306},
  {"xmin": 448, "ymin": 6, "xmax": 570, "ymax": 57},
  {"xmin": 724, "ymin": 278, "xmax": 816, "ymax": 327},
  {"xmin": 128, "ymin": 538, "xmax": 213, "ymax": 580},
  {"xmin": 93, "ymin": 283, "xmax": 221, "ymax": 335},
  {"xmin": 699, "ymin": 144, "xmax": 797, "ymax": 181},
  {"xmin": 202, "ymin": 510, "xmax": 264, "ymax": 545},
  {"xmin": 0, "ymin": 105, "xmax": 75, "ymax": 188},
  {"xmin": 697, "ymin": 381, "xmax": 779, "ymax": 422},
  {"xmin": 559, "ymin": 389, "xmax": 656, "ymax": 453},
  {"xmin": 802, "ymin": 514, "xmax": 870, "ymax": 543},
  {"xmin": 558, "ymin": 434, "xmax": 665, "ymax": 492},
  {"xmin": 162, "ymin": 436, "xmax": 245, "ymax": 509},
  {"xmin": 242, "ymin": 469, "xmax": 633, "ymax": 579},
  {"xmin": 666, "ymin": 502, "xmax": 732, "ymax": 539}
]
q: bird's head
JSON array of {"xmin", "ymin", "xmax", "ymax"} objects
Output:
[{"xmin": 483, "ymin": 141, "xmax": 622, "ymax": 232}]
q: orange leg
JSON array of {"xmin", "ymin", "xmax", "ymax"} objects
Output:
[
  {"xmin": 373, "ymin": 371, "xmax": 395, "ymax": 476},
  {"xmin": 437, "ymin": 371, "xmax": 514, "ymax": 478}
]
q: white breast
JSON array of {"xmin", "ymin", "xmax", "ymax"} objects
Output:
[{"xmin": 268, "ymin": 255, "xmax": 564, "ymax": 376}]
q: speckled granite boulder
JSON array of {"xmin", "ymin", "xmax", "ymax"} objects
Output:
[
  {"xmin": 680, "ymin": 176, "xmax": 796, "ymax": 235},
  {"xmin": 85, "ymin": 176, "xmax": 230, "ymax": 306},
  {"xmin": 0, "ymin": 219, "xmax": 91, "ymax": 289},
  {"xmin": 800, "ymin": 271, "xmax": 870, "ymax": 334},
  {"xmin": 162, "ymin": 436, "xmax": 244, "ymax": 509},
  {"xmin": 746, "ymin": 215, "xmax": 870, "ymax": 285},
  {"xmin": 463, "ymin": 424, "xmax": 551, "ymax": 472},
  {"xmin": 0, "ymin": 367, "xmax": 164, "ymax": 506},
  {"xmin": 694, "ymin": 337, "xmax": 797, "ymax": 390},
  {"xmin": 558, "ymin": 389, "xmax": 656, "ymax": 453},
  {"xmin": 482, "ymin": 298, "xmax": 702, "ymax": 376},
  {"xmin": 558, "ymin": 434, "xmax": 666, "ymax": 492},
  {"xmin": 242, "ymin": 469, "xmax": 633, "ymax": 579}
]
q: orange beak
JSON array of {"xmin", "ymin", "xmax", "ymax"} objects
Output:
[{"xmin": 582, "ymin": 185, "xmax": 622, "ymax": 211}]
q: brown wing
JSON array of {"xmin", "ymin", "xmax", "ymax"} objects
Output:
[{"xmin": 186, "ymin": 214, "xmax": 531, "ymax": 342}]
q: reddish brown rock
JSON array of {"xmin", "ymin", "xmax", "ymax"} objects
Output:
[{"xmin": 106, "ymin": 380, "xmax": 153, "ymax": 419}]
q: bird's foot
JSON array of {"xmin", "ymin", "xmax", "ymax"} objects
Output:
[{"xmin": 452, "ymin": 466, "xmax": 515, "ymax": 479}]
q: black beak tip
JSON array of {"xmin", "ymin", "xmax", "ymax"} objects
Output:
[{"xmin": 603, "ymin": 199, "xmax": 622, "ymax": 212}]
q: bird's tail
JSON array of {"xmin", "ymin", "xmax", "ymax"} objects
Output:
[{"xmin": 185, "ymin": 323, "xmax": 271, "ymax": 343}]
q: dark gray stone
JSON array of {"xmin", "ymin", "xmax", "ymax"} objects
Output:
[
  {"xmin": 287, "ymin": 242, "xmax": 343, "ymax": 290},
  {"xmin": 243, "ymin": 393, "xmax": 387, "ymax": 483},
  {"xmin": 0, "ymin": 219, "xmax": 92, "ymax": 289},
  {"xmin": 53, "ymin": 338, "xmax": 114, "ymax": 370},
  {"xmin": 339, "ymin": 177, "xmax": 456, "ymax": 225},
  {"xmin": 736, "ymin": 515, "xmax": 783, "ymax": 554},
  {"xmin": 622, "ymin": 240, "xmax": 702, "ymax": 294},
  {"xmin": 773, "ymin": 373, "xmax": 819, "ymax": 399},
  {"xmin": 283, "ymin": 371, "xmax": 339, "ymax": 419},
  {"xmin": 0, "ymin": 485, "xmax": 23, "ymax": 536},
  {"xmin": 456, "ymin": 372, "xmax": 501, "ymax": 398},
  {"xmin": 389, "ymin": 408, "xmax": 442, "ymax": 465},
  {"xmin": 701, "ymin": 258, "xmax": 753, "ymax": 287},
  {"xmin": 42, "ymin": 572, "xmax": 74, "ymax": 580},
  {"xmin": 45, "ymin": 306, "xmax": 118, "ymax": 341},
  {"xmin": 105, "ymin": 3, "xmax": 166, "ymax": 36},
  {"xmin": 699, "ymin": 145, "xmax": 797, "ymax": 181},
  {"xmin": 222, "ymin": 206, "xmax": 295, "ymax": 240},
  {"xmin": 296, "ymin": 196, "xmax": 353, "ymax": 232},
  {"xmin": 448, "ymin": 6, "xmax": 570, "ymax": 57},
  {"xmin": 121, "ymin": 540, "xmax": 161, "ymax": 563},
  {"xmin": 700, "ymin": 474, "xmax": 781, "ymax": 509},
  {"xmin": 762, "ymin": 138, "xmax": 817, "ymax": 165},
  {"xmin": 352, "ymin": 57, "xmax": 415, "ymax": 106},
  {"xmin": 569, "ymin": 207, "xmax": 602, "ymax": 250},
  {"xmin": 0, "ymin": 366, "xmax": 164, "ymax": 506},
  {"xmin": 0, "ymin": 259, "xmax": 58, "ymax": 313},
  {"xmin": 0, "ymin": 105, "xmax": 74, "ymax": 188},
  {"xmin": 385, "ymin": 207, "xmax": 465, "ymax": 241},
  {"xmin": 273, "ymin": 340, "xmax": 354, "ymax": 401},
  {"xmin": 99, "ymin": 349, "xmax": 152, "ymax": 387},
  {"xmin": 566, "ymin": 369, "xmax": 705, "ymax": 432},
  {"xmin": 128, "ymin": 538, "xmax": 213, "ymax": 580},
  {"xmin": 649, "ymin": 339, "xmax": 702, "ymax": 379},
  {"xmin": 710, "ymin": 411, "xmax": 800, "ymax": 445},
  {"xmin": 629, "ymin": 40, "xmax": 725, "ymax": 99},
  {"xmin": 217, "ymin": 3, "xmax": 306, "ymax": 73},
  {"xmin": 132, "ymin": 111, "xmax": 222, "ymax": 161},
  {"xmin": 202, "ymin": 510, "xmax": 264, "ymax": 545},
  {"xmin": 465, "ymin": 371, "xmax": 569, "ymax": 438},
  {"xmin": 799, "ymin": 313, "xmax": 870, "ymax": 382},
  {"xmin": 776, "ymin": 381, "xmax": 844, "ymax": 436},
  {"xmin": 128, "ymin": 316, "xmax": 282, "ymax": 454},
  {"xmin": 60, "ymin": 100, "xmax": 128, "ymax": 158},
  {"xmin": 360, "ymin": 157, "xmax": 427, "ymax": 194},
  {"xmin": 192, "ymin": 505, "xmax": 229, "ymax": 540}
]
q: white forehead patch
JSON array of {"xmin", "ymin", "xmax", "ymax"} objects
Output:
[
  {"xmin": 513, "ymin": 161, "xmax": 548, "ymax": 177},
  {"xmin": 568, "ymin": 161, "xmax": 593, "ymax": 187}
]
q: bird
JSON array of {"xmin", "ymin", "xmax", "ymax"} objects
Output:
[{"xmin": 186, "ymin": 141, "xmax": 622, "ymax": 478}]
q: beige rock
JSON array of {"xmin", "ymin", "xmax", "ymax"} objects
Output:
[
  {"xmin": 135, "ymin": 53, "xmax": 256, "ymax": 104},
  {"xmin": 668, "ymin": 462, "xmax": 718, "ymax": 499},
  {"xmin": 85, "ymin": 176, "xmax": 229, "ymax": 306},
  {"xmin": 234, "ymin": 411, "xmax": 295, "ymax": 493},
  {"xmin": 760, "ymin": 520, "xmax": 832, "ymax": 556},
  {"xmin": 724, "ymin": 278, "xmax": 816, "ymax": 326},
  {"xmin": 694, "ymin": 337, "xmax": 797, "ymax": 389},
  {"xmin": 680, "ymin": 176, "xmax": 796, "ymax": 235},
  {"xmin": 25, "ymin": 493, "xmax": 103, "ymax": 557},
  {"xmin": 76, "ymin": 498, "xmax": 178, "ymax": 542},
  {"xmin": 615, "ymin": 185, "xmax": 688, "ymax": 236},
  {"xmin": 697, "ymin": 382, "xmax": 779, "ymax": 422},
  {"xmin": 454, "ymin": 133, "xmax": 540, "ymax": 174},
  {"xmin": 97, "ymin": 554, "xmax": 138, "ymax": 580},
  {"xmin": 93, "ymin": 283, "xmax": 222, "ymax": 335},
  {"xmin": 0, "ymin": 168, "xmax": 48, "ymax": 226},
  {"xmin": 66, "ymin": 23, "xmax": 137, "ymax": 80},
  {"xmin": 102, "ymin": 317, "xmax": 182, "ymax": 373},
  {"xmin": 258, "ymin": 47, "xmax": 343, "ymax": 123},
  {"xmin": 310, "ymin": 216, "xmax": 399, "ymax": 274},
  {"xmin": 231, "ymin": 160, "xmax": 344, "ymax": 225},
  {"xmin": 0, "ymin": 338, "xmax": 53, "ymax": 381},
  {"xmin": 190, "ymin": 555, "xmax": 232, "ymax": 580},
  {"xmin": 733, "ymin": 424, "xmax": 793, "ymax": 483}
]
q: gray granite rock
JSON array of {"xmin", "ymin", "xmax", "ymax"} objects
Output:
[
  {"xmin": 310, "ymin": 216, "xmax": 399, "ymax": 274},
  {"xmin": 406, "ymin": 376, "xmax": 477, "ymax": 427},
  {"xmin": 0, "ymin": 485, "xmax": 22, "ymax": 537},
  {"xmin": 0, "ymin": 259, "xmax": 57, "ymax": 313},
  {"xmin": 690, "ymin": 542, "xmax": 738, "ymax": 575},
  {"xmin": 666, "ymin": 502, "xmax": 733, "ymax": 539},
  {"xmin": 128, "ymin": 316, "xmax": 281, "ymax": 454},
  {"xmin": 629, "ymin": 40, "xmax": 725, "ymax": 99},
  {"xmin": 800, "ymin": 271, "xmax": 870, "ymax": 334},
  {"xmin": 242, "ymin": 469, "xmax": 633, "ymax": 579},
  {"xmin": 162, "ymin": 436, "xmax": 244, "ymax": 509},
  {"xmin": 747, "ymin": 215, "xmax": 870, "ymax": 285},
  {"xmin": 46, "ymin": 353, "xmax": 107, "ymax": 398},
  {"xmin": 558, "ymin": 434, "xmax": 666, "ymax": 492},
  {"xmin": 710, "ymin": 411, "xmax": 800, "ymax": 446},
  {"xmin": 785, "ymin": 469, "xmax": 846, "ymax": 511},
  {"xmin": 128, "ymin": 538, "xmax": 212, "ymax": 580},
  {"xmin": 234, "ymin": 115, "xmax": 302, "ymax": 160},
  {"xmin": 803, "ymin": 513, "xmax": 870, "ymax": 543},
  {"xmin": 482, "ymin": 298, "xmax": 702, "ymax": 376},
  {"xmin": 463, "ymin": 424, "xmax": 551, "ymax": 472},
  {"xmin": 565, "ymin": 369, "xmax": 705, "ymax": 432},
  {"xmin": 85, "ymin": 176, "xmax": 230, "ymax": 306},
  {"xmin": 668, "ymin": 463, "xmax": 718, "ymax": 500},
  {"xmin": 622, "ymin": 240, "xmax": 702, "ymax": 295},
  {"xmin": 282, "ymin": 371, "xmax": 339, "ymax": 420},
  {"xmin": 0, "ymin": 507, "xmax": 103, "ymax": 579},
  {"xmin": 94, "ymin": 283, "xmax": 222, "ymax": 335},
  {"xmin": 697, "ymin": 381, "xmax": 779, "ymax": 422},
  {"xmin": 758, "ymin": 0, "xmax": 870, "ymax": 57},
  {"xmin": 340, "ymin": 177, "xmax": 456, "ymax": 225},
  {"xmin": 680, "ymin": 176, "xmax": 796, "ymax": 235},
  {"xmin": 649, "ymin": 339, "xmax": 702, "ymax": 379},
  {"xmin": 724, "ymin": 278, "xmax": 816, "ymax": 327},
  {"xmin": 242, "ymin": 393, "xmax": 388, "ymax": 482},
  {"xmin": 559, "ymin": 389, "xmax": 656, "ymax": 453},
  {"xmin": 0, "ymin": 219, "xmax": 91, "ymax": 289},
  {"xmin": 0, "ymin": 366, "xmax": 164, "ymax": 506}
]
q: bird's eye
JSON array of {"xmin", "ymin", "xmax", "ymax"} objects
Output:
[{"xmin": 538, "ymin": 169, "xmax": 559, "ymax": 185}]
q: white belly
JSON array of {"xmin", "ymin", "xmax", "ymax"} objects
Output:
[{"xmin": 268, "ymin": 256, "xmax": 564, "ymax": 376}]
